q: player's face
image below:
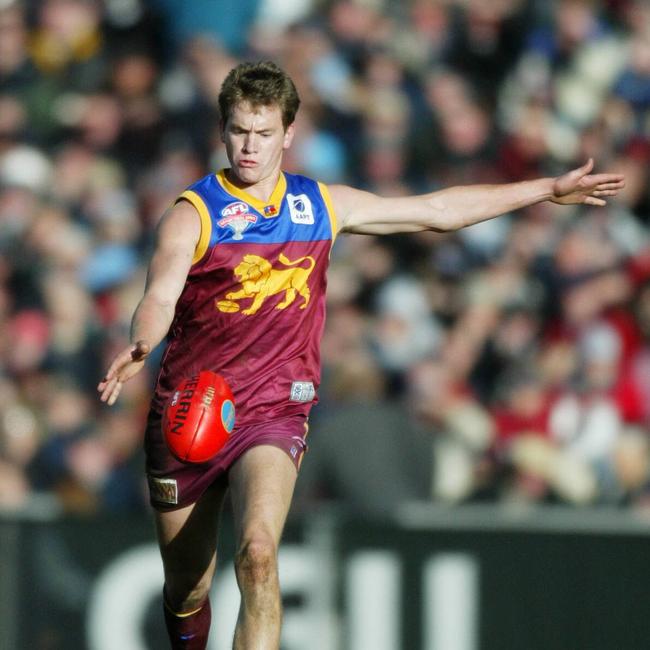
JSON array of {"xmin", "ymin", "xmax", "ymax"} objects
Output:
[{"xmin": 221, "ymin": 101, "xmax": 295, "ymax": 186}]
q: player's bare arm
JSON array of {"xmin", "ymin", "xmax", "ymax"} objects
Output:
[
  {"xmin": 97, "ymin": 200, "xmax": 201, "ymax": 405},
  {"xmin": 331, "ymin": 158, "xmax": 625, "ymax": 236}
]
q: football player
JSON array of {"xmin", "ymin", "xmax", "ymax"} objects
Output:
[{"xmin": 98, "ymin": 61, "xmax": 624, "ymax": 649}]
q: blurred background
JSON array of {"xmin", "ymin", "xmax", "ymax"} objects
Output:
[{"xmin": 1, "ymin": 0, "xmax": 650, "ymax": 648}]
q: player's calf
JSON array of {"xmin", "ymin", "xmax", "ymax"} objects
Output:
[
  {"xmin": 163, "ymin": 589, "xmax": 212, "ymax": 650},
  {"xmin": 164, "ymin": 569, "xmax": 214, "ymax": 613}
]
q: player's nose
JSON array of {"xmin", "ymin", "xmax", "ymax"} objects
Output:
[{"xmin": 242, "ymin": 133, "xmax": 258, "ymax": 153}]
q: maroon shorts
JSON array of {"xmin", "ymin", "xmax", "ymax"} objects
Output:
[{"xmin": 144, "ymin": 408, "xmax": 309, "ymax": 511}]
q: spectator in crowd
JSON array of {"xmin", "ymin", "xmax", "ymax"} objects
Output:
[{"xmin": 0, "ymin": 0, "xmax": 648, "ymax": 517}]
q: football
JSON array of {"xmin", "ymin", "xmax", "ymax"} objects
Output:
[{"xmin": 162, "ymin": 370, "xmax": 236, "ymax": 463}]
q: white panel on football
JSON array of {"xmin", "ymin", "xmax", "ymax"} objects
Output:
[
  {"xmin": 423, "ymin": 553, "xmax": 479, "ymax": 650},
  {"xmin": 346, "ymin": 551, "xmax": 401, "ymax": 650}
]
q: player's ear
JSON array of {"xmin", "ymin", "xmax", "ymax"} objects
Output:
[
  {"xmin": 283, "ymin": 123, "xmax": 295, "ymax": 150},
  {"xmin": 219, "ymin": 118, "xmax": 226, "ymax": 143}
]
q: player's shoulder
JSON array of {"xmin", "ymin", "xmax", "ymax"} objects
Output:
[
  {"xmin": 282, "ymin": 169, "xmax": 322, "ymax": 190},
  {"xmin": 158, "ymin": 197, "xmax": 202, "ymax": 243},
  {"xmin": 283, "ymin": 170, "xmax": 342, "ymax": 208},
  {"xmin": 185, "ymin": 171, "xmax": 220, "ymax": 194}
]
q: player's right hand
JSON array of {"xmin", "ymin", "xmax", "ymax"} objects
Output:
[{"xmin": 98, "ymin": 340, "xmax": 150, "ymax": 405}]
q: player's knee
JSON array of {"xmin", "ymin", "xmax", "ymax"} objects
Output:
[
  {"xmin": 234, "ymin": 537, "xmax": 277, "ymax": 588},
  {"xmin": 165, "ymin": 571, "xmax": 212, "ymax": 614}
]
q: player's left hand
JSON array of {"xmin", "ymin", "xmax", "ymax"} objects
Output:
[{"xmin": 551, "ymin": 158, "xmax": 625, "ymax": 206}]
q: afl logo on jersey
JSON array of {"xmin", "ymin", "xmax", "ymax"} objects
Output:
[
  {"xmin": 288, "ymin": 193, "xmax": 314, "ymax": 225},
  {"xmin": 218, "ymin": 202, "xmax": 257, "ymax": 240}
]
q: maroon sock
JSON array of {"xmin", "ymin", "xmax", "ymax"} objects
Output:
[{"xmin": 163, "ymin": 593, "xmax": 212, "ymax": 650}]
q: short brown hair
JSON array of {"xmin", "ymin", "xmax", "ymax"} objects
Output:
[{"xmin": 218, "ymin": 61, "xmax": 301, "ymax": 129}]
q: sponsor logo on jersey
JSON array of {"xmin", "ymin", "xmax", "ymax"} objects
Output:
[
  {"xmin": 147, "ymin": 476, "xmax": 178, "ymax": 505},
  {"xmin": 287, "ymin": 193, "xmax": 314, "ymax": 225},
  {"xmin": 216, "ymin": 252, "xmax": 316, "ymax": 315},
  {"xmin": 218, "ymin": 202, "xmax": 257, "ymax": 240},
  {"xmin": 263, "ymin": 204, "xmax": 279, "ymax": 217},
  {"xmin": 290, "ymin": 381, "xmax": 315, "ymax": 402}
]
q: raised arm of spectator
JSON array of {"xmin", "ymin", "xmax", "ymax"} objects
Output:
[
  {"xmin": 330, "ymin": 159, "xmax": 625, "ymax": 236},
  {"xmin": 97, "ymin": 200, "xmax": 200, "ymax": 405}
]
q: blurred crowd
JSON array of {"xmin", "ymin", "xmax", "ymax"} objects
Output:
[{"xmin": 1, "ymin": 0, "xmax": 650, "ymax": 516}]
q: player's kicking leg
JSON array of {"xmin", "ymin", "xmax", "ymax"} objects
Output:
[
  {"xmin": 228, "ymin": 444, "xmax": 299, "ymax": 650},
  {"xmin": 155, "ymin": 480, "xmax": 228, "ymax": 649}
]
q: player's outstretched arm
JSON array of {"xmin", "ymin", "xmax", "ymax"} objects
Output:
[
  {"xmin": 97, "ymin": 200, "xmax": 201, "ymax": 405},
  {"xmin": 330, "ymin": 158, "xmax": 625, "ymax": 236}
]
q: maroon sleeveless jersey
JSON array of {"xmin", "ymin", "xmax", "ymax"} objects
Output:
[{"xmin": 151, "ymin": 169, "xmax": 337, "ymax": 425}]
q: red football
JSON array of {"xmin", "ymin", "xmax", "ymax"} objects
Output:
[{"xmin": 162, "ymin": 371, "xmax": 236, "ymax": 463}]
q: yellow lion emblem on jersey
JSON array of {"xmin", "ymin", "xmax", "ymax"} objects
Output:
[{"xmin": 216, "ymin": 253, "xmax": 316, "ymax": 316}]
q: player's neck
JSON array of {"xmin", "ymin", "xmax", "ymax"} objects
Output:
[{"xmin": 224, "ymin": 168, "xmax": 283, "ymax": 204}]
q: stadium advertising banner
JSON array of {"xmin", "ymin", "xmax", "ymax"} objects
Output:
[{"xmin": 2, "ymin": 506, "xmax": 650, "ymax": 650}]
